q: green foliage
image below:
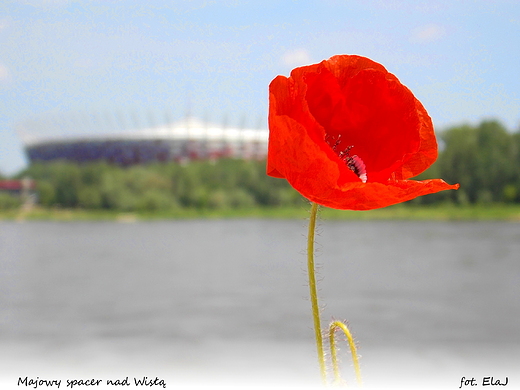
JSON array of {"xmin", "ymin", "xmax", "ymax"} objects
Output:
[
  {"xmin": 77, "ymin": 186, "xmax": 102, "ymax": 209},
  {"xmin": 414, "ymin": 119, "xmax": 520, "ymax": 204},
  {"xmin": 20, "ymin": 158, "xmax": 303, "ymax": 211},
  {"xmin": 137, "ymin": 189, "xmax": 177, "ymax": 211},
  {"xmin": 36, "ymin": 180, "xmax": 56, "ymax": 206},
  {"xmin": 0, "ymin": 193, "xmax": 21, "ymax": 209}
]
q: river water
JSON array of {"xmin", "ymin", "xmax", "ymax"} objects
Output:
[{"xmin": 1, "ymin": 219, "xmax": 519, "ymax": 389}]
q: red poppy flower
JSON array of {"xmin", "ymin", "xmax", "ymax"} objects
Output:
[{"xmin": 267, "ymin": 54, "xmax": 459, "ymax": 210}]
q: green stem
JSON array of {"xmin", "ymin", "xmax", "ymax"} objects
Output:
[
  {"xmin": 329, "ymin": 320, "xmax": 362, "ymax": 386},
  {"xmin": 307, "ymin": 202, "xmax": 327, "ymax": 384}
]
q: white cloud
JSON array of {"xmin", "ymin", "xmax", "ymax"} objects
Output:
[
  {"xmin": 281, "ymin": 49, "xmax": 312, "ymax": 68},
  {"xmin": 410, "ymin": 24, "xmax": 447, "ymax": 44}
]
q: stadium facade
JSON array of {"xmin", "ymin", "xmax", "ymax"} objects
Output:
[{"xmin": 22, "ymin": 117, "xmax": 269, "ymax": 166}]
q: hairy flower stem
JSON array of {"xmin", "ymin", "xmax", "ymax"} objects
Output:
[
  {"xmin": 329, "ymin": 321, "xmax": 362, "ymax": 385},
  {"xmin": 307, "ymin": 202, "xmax": 362, "ymax": 386},
  {"xmin": 307, "ymin": 202, "xmax": 327, "ymax": 384}
]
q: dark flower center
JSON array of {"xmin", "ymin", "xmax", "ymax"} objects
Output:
[{"xmin": 325, "ymin": 134, "xmax": 367, "ymax": 183}]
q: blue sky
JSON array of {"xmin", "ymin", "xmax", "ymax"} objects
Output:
[{"xmin": 1, "ymin": 0, "xmax": 519, "ymax": 175}]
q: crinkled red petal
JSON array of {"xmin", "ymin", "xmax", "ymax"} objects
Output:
[
  {"xmin": 267, "ymin": 55, "xmax": 459, "ymax": 210},
  {"xmin": 300, "ymin": 179, "xmax": 460, "ymax": 210},
  {"xmin": 305, "ymin": 63, "xmax": 421, "ymax": 182},
  {"xmin": 267, "ymin": 79, "xmax": 360, "ymax": 187}
]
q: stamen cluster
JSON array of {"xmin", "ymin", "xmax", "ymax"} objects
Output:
[{"xmin": 325, "ymin": 134, "xmax": 367, "ymax": 183}]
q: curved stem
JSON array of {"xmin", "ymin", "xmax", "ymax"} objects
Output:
[
  {"xmin": 329, "ymin": 320, "xmax": 362, "ymax": 386},
  {"xmin": 307, "ymin": 202, "xmax": 327, "ymax": 384}
]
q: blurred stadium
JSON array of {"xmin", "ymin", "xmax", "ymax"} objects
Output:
[{"xmin": 16, "ymin": 109, "xmax": 268, "ymax": 166}]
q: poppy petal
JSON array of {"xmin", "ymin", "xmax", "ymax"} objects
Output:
[
  {"xmin": 301, "ymin": 179, "xmax": 459, "ymax": 210},
  {"xmin": 267, "ymin": 54, "xmax": 459, "ymax": 210},
  {"xmin": 395, "ymin": 98, "xmax": 438, "ymax": 179},
  {"xmin": 268, "ymin": 76, "xmax": 359, "ymax": 186}
]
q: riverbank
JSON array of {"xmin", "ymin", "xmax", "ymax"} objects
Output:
[{"xmin": 2, "ymin": 203, "xmax": 520, "ymax": 221}]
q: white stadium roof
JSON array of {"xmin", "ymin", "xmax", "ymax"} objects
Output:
[{"xmin": 19, "ymin": 117, "xmax": 269, "ymax": 146}]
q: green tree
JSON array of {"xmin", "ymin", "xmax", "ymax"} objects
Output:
[
  {"xmin": 0, "ymin": 193, "xmax": 21, "ymax": 209},
  {"xmin": 36, "ymin": 180, "xmax": 56, "ymax": 206},
  {"xmin": 437, "ymin": 120, "xmax": 516, "ymax": 203},
  {"xmin": 78, "ymin": 186, "xmax": 103, "ymax": 209}
]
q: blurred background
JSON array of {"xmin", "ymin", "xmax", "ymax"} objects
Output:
[{"xmin": 1, "ymin": 1, "xmax": 520, "ymax": 389}]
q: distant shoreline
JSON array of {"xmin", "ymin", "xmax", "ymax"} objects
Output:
[{"xmin": 2, "ymin": 204, "xmax": 520, "ymax": 222}]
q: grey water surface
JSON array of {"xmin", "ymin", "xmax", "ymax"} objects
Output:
[{"xmin": 1, "ymin": 220, "xmax": 519, "ymax": 389}]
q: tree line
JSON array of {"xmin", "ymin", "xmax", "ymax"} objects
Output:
[
  {"xmin": 2, "ymin": 119, "xmax": 519, "ymax": 211},
  {"xmin": 414, "ymin": 119, "xmax": 520, "ymax": 204},
  {"xmin": 12, "ymin": 158, "xmax": 301, "ymax": 211}
]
